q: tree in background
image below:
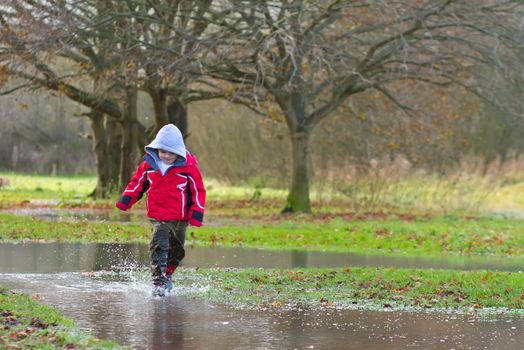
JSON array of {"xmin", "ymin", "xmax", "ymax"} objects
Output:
[
  {"xmin": 206, "ymin": 0, "xmax": 524, "ymax": 212},
  {"xmin": 0, "ymin": 0, "xmax": 222, "ymax": 197},
  {"xmin": 2, "ymin": 0, "xmax": 524, "ymax": 214},
  {"xmin": 1, "ymin": 0, "xmax": 141, "ymax": 196}
]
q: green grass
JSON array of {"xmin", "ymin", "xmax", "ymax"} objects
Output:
[
  {"xmin": 174, "ymin": 267, "xmax": 524, "ymax": 314},
  {"xmin": 0, "ymin": 172, "xmax": 284, "ymax": 202},
  {"xmin": 1, "ymin": 212, "xmax": 523, "ymax": 258},
  {"xmin": 0, "ymin": 172, "xmax": 96, "ymax": 204},
  {"xmin": 2, "ymin": 171, "xmax": 522, "ymax": 215},
  {"xmin": 190, "ymin": 216, "xmax": 524, "ymax": 257},
  {"xmin": 0, "ymin": 286, "xmax": 125, "ymax": 349},
  {"xmin": 0, "ymin": 212, "xmax": 148, "ymax": 242}
]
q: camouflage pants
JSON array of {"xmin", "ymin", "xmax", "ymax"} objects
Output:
[{"xmin": 149, "ymin": 219, "xmax": 188, "ymax": 280}]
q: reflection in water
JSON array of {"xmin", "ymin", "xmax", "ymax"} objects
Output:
[
  {"xmin": 1, "ymin": 272, "xmax": 522, "ymax": 350},
  {"xmin": 0, "ymin": 242, "xmax": 523, "ymax": 273}
]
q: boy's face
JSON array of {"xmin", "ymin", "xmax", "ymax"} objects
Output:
[{"xmin": 158, "ymin": 149, "xmax": 178, "ymax": 164}]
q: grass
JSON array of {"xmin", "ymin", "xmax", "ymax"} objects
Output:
[
  {"xmin": 1, "ymin": 212, "xmax": 523, "ymax": 258},
  {"xmin": 174, "ymin": 267, "xmax": 524, "ymax": 314},
  {"xmin": 0, "ymin": 172, "xmax": 285, "ymax": 204},
  {"xmin": 0, "ymin": 286, "xmax": 125, "ymax": 349},
  {"xmin": 189, "ymin": 216, "xmax": 524, "ymax": 257},
  {"xmin": 2, "ymin": 170, "xmax": 524, "ymax": 215},
  {"xmin": 0, "ymin": 172, "xmax": 96, "ymax": 203}
]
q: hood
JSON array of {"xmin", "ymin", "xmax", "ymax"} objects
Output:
[{"xmin": 145, "ymin": 124, "xmax": 187, "ymax": 169}]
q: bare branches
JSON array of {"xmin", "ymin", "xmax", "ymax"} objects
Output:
[
  {"xmin": 2, "ymin": 0, "xmax": 524, "ymax": 127},
  {"xmin": 208, "ymin": 0, "xmax": 524, "ymax": 132}
]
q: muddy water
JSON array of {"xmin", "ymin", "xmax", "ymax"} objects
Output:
[{"xmin": 0, "ymin": 243, "xmax": 523, "ymax": 349}]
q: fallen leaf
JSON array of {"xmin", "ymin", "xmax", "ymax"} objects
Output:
[
  {"xmin": 30, "ymin": 318, "xmax": 49, "ymax": 329},
  {"xmin": 270, "ymin": 301, "xmax": 282, "ymax": 308}
]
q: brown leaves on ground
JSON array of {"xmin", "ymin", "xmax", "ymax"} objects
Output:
[
  {"xmin": 2, "ymin": 311, "xmax": 20, "ymax": 328},
  {"xmin": 9, "ymin": 328, "xmax": 36, "ymax": 340},
  {"xmin": 29, "ymin": 318, "xmax": 52, "ymax": 329},
  {"xmin": 250, "ymin": 275, "xmax": 268, "ymax": 283},
  {"xmin": 319, "ymin": 297, "xmax": 335, "ymax": 307},
  {"xmin": 2, "ymin": 308, "xmax": 62, "ymax": 349},
  {"xmin": 1, "ymin": 311, "xmax": 49, "ymax": 335},
  {"xmin": 286, "ymin": 271, "xmax": 305, "ymax": 281},
  {"xmin": 374, "ymin": 228, "xmax": 392, "ymax": 237}
]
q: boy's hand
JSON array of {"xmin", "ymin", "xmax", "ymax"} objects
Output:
[
  {"xmin": 115, "ymin": 201, "xmax": 129, "ymax": 211},
  {"xmin": 188, "ymin": 209, "xmax": 204, "ymax": 227},
  {"xmin": 189, "ymin": 218, "xmax": 202, "ymax": 227}
]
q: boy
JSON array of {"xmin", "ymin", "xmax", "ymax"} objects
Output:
[{"xmin": 116, "ymin": 124, "xmax": 206, "ymax": 296}]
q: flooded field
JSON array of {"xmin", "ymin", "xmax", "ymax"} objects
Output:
[
  {"xmin": 0, "ymin": 242, "xmax": 522, "ymax": 349},
  {"xmin": 2, "ymin": 271, "xmax": 523, "ymax": 350}
]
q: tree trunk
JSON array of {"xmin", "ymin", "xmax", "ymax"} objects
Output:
[
  {"xmin": 149, "ymin": 87, "xmax": 169, "ymax": 138},
  {"xmin": 134, "ymin": 122, "xmax": 148, "ymax": 153},
  {"xmin": 119, "ymin": 85, "xmax": 139, "ymax": 189},
  {"xmin": 167, "ymin": 99, "xmax": 188, "ymax": 137},
  {"xmin": 149, "ymin": 90, "xmax": 188, "ymax": 137},
  {"xmin": 282, "ymin": 129, "xmax": 311, "ymax": 213},
  {"xmin": 88, "ymin": 111, "xmax": 112, "ymax": 198},
  {"xmin": 106, "ymin": 116, "xmax": 122, "ymax": 188}
]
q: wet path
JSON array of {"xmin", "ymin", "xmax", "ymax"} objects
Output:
[{"xmin": 0, "ymin": 243, "xmax": 523, "ymax": 349}]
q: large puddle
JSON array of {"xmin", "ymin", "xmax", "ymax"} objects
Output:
[
  {"xmin": 0, "ymin": 242, "xmax": 523, "ymax": 349},
  {"xmin": 2, "ymin": 271, "xmax": 523, "ymax": 350},
  {"xmin": 1, "ymin": 242, "xmax": 523, "ymax": 272}
]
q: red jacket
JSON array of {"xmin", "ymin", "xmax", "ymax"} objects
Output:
[{"xmin": 116, "ymin": 152, "xmax": 206, "ymax": 226}]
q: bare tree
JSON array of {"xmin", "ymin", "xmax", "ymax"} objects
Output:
[
  {"xmin": 2, "ymin": 0, "xmax": 524, "ymax": 213},
  {"xmin": 1, "ymin": 0, "xmax": 140, "ymax": 195},
  {"xmin": 0, "ymin": 0, "xmax": 223, "ymax": 196},
  {"xmin": 205, "ymin": 0, "xmax": 524, "ymax": 212}
]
